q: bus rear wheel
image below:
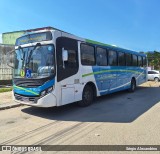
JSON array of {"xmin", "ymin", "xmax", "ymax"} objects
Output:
[
  {"xmin": 129, "ymin": 79, "xmax": 136, "ymax": 92},
  {"xmin": 78, "ymin": 85, "xmax": 93, "ymax": 107}
]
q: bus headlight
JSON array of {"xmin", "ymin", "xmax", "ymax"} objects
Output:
[
  {"xmin": 41, "ymin": 90, "xmax": 46, "ymax": 97},
  {"xmin": 40, "ymin": 86, "xmax": 54, "ymax": 97},
  {"xmin": 47, "ymin": 86, "xmax": 53, "ymax": 93}
]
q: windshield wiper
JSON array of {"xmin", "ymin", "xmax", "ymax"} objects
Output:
[
  {"xmin": 18, "ymin": 46, "xmax": 25, "ymax": 60},
  {"xmin": 26, "ymin": 43, "xmax": 41, "ymax": 66},
  {"xmin": 18, "ymin": 46, "xmax": 26, "ymax": 69}
]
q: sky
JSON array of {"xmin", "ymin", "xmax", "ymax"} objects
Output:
[{"xmin": 0, "ymin": 0, "xmax": 160, "ymax": 52}]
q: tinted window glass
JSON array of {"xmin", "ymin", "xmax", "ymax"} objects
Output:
[
  {"xmin": 108, "ymin": 50, "xmax": 117, "ymax": 66},
  {"xmin": 126, "ymin": 53, "xmax": 132, "ymax": 66},
  {"xmin": 148, "ymin": 71, "xmax": 158, "ymax": 74},
  {"xmin": 96, "ymin": 47, "xmax": 107, "ymax": 66},
  {"xmin": 118, "ymin": 52, "xmax": 125, "ymax": 66},
  {"xmin": 143, "ymin": 57, "xmax": 147, "ymax": 67},
  {"xmin": 81, "ymin": 44, "xmax": 95, "ymax": 66},
  {"xmin": 153, "ymin": 71, "xmax": 159, "ymax": 74},
  {"xmin": 138, "ymin": 56, "xmax": 143, "ymax": 67},
  {"xmin": 67, "ymin": 50, "xmax": 77, "ymax": 67},
  {"xmin": 132, "ymin": 55, "xmax": 138, "ymax": 66}
]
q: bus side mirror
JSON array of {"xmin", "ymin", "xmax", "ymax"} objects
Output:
[
  {"xmin": 62, "ymin": 48, "xmax": 68, "ymax": 68},
  {"xmin": 62, "ymin": 48, "xmax": 68, "ymax": 61},
  {"xmin": 7, "ymin": 50, "xmax": 15, "ymax": 68}
]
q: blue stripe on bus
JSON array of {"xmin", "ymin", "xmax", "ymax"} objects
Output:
[
  {"xmin": 13, "ymin": 78, "xmax": 55, "ymax": 96},
  {"xmin": 92, "ymin": 66, "xmax": 146, "ymax": 96}
]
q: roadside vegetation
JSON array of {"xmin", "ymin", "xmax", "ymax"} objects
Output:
[
  {"xmin": 0, "ymin": 87, "xmax": 12, "ymax": 93},
  {"xmin": 147, "ymin": 51, "xmax": 160, "ymax": 70}
]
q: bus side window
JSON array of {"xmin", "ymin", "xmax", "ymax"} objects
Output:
[
  {"xmin": 96, "ymin": 47, "xmax": 107, "ymax": 66},
  {"xmin": 108, "ymin": 50, "xmax": 117, "ymax": 66},
  {"xmin": 126, "ymin": 53, "xmax": 132, "ymax": 66},
  {"xmin": 143, "ymin": 57, "xmax": 147, "ymax": 67},
  {"xmin": 81, "ymin": 44, "xmax": 95, "ymax": 66},
  {"xmin": 132, "ymin": 55, "xmax": 138, "ymax": 66},
  {"xmin": 118, "ymin": 51, "xmax": 125, "ymax": 66},
  {"xmin": 138, "ymin": 56, "xmax": 143, "ymax": 67}
]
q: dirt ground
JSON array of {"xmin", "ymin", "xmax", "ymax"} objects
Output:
[
  {"xmin": 0, "ymin": 91, "xmax": 12, "ymax": 104},
  {"xmin": 0, "ymin": 81, "xmax": 160, "ymax": 153}
]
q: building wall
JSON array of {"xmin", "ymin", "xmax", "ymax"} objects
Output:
[
  {"xmin": 1, "ymin": 31, "xmax": 25, "ymax": 84},
  {"xmin": 2, "ymin": 31, "xmax": 25, "ymax": 45},
  {"xmin": 0, "ymin": 44, "xmax": 14, "ymax": 83}
]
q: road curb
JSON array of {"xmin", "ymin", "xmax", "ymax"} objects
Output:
[{"xmin": 0, "ymin": 103, "xmax": 23, "ymax": 110}]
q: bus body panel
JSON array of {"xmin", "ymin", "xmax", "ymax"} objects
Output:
[
  {"xmin": 81, "ymin": 66, "xmax": 146, "ymax": 96},
  {"xmin": 12, "ymin": 28, "xmax": 147, "ymax": 107}
]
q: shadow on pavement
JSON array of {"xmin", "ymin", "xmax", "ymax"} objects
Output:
[{"xmin": 21, "ymin": 86, "xmax": 160, "ymax": 123}]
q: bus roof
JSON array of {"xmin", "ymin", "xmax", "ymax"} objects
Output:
[
  {"xmin": 12, "ymin": 26, "xmax": 146, "ymax": 57},
  {"xmin": 86, "ymin": 39, "xmax": 146, "ymax": 57}
]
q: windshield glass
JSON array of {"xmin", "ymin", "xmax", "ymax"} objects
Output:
[{"xmin": 14, "ymin": 44, "xmax": 55, "ymax": 79}]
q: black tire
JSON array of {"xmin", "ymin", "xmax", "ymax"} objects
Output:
[
  {"xmin": 154, "ymin": 77, "xmax": 159, "ymax": 82},
  {"xmin": 77, "ymin": 85, "xmax": 93, "ymax": 107},
  {"xmin": 129, "ymin": 79, "xmax": 136, "ymax": 92}
]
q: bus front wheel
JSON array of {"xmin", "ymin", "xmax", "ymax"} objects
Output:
[{"xmin": 78, "ymin": 85, "xmax": 93, "ymax": 107}]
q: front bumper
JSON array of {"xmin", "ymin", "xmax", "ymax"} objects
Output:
[{"xmin": 13, "ymin": 93, "xmax": 57, "ymax": 107}]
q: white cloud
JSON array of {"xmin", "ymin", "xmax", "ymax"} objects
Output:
[{"xmin": 0, "ymin": 34, "xmax": 2, "ymax": 43}]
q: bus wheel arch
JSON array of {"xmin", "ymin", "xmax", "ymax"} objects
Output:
[{"xmin": 77, "ymin": 82, "xmax": 97, "ymax": 107}]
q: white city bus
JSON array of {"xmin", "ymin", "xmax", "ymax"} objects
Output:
[{"xmin": 12, "ymin": 27, "xmax": 147, "ymax": 107}]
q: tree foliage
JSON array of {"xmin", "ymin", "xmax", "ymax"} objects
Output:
[{"xmin": 146, "ymin": 51, "xmax": 160, "ymax": 70}]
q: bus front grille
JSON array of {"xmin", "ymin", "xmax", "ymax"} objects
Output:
[{"xmin": 14, "ymin": 93, "xmax": 39, "ymax": 103}]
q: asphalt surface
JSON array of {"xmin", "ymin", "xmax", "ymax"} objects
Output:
[{"xmin": 0, "ymin": 81, "xmax": 160, "ymax": 153}]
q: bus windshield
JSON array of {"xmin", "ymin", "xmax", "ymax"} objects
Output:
[{"xmin": 14, "ymin": 44, "xmax": 55, "ymax": 79}]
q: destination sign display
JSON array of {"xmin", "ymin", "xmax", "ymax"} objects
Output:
[{"xmin": 15, "ymin": 32, "xmax": 52, "ymax": 46}]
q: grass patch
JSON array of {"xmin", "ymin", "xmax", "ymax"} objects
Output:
[{"xmin": 0, "ymin": 87, "xmax": 12, "ymax": 93}]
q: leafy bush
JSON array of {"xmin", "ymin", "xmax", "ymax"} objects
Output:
[{"xmin": 0, "ymin": 88, "xmax": 12, "ymax": 93}]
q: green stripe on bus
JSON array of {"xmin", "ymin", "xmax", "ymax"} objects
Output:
[
  {"xmin": 13, "ymin": 85, "xmax": 39, "ymax": 95},
  {"xmin": 82, "ymin": 70, "xmax": 142, "ymax": 77},
  {"xmin": 86, "ymin": 39, "xmax": 112, "ymax": 47}
]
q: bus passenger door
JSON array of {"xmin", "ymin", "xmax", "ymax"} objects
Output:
[{"xmin": 56, "ymin": 37, "xmax": 79, "ymax": 105}]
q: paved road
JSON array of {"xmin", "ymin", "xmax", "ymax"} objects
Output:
[{"xmin": 0, "ymin": 82, "xmax": 160, "ymax": 153}]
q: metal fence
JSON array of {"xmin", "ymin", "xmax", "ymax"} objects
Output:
[{"xmin": 0, "ymin": 68, "xmax": 13, "ymax": 80}]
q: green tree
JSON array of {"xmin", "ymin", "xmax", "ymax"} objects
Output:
[{"xmin": 146, "ymin": 51, "xmax": 160, "ymax": 70}]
